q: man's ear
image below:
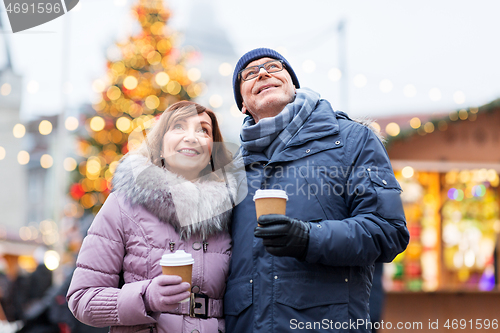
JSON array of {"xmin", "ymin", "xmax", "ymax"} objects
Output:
[{"xmin": 241, "ymin": 102, "xmax": 248, "ymax": 115}]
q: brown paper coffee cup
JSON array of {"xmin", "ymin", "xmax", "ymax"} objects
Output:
[
  {"xmin": 160, "ymin": 250, "xmax": 194, "ymax": 302},
  {"xmin": 253, "ymin": 189, "xmax": 288, "ymax": 220},
  {"xmin": 161, "ymin": 264, "xmax": 193, "ymax": 286}
]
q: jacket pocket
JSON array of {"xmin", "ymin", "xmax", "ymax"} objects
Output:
[
  {"xmin": 223, "ymin": 276, "xmax": 253, "ymax": 316},
  {"xmin": 368, "ymin": 168, "xmax": 405, "ymax": 221},
  {"xmin": 275, "ymin": 272, "xmax": 348, "ymax": 309}
]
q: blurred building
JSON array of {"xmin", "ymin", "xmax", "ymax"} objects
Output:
[
  {"xmin": 0, "ymin": 68, "xmax": 27, "ymax": 236},
  {"xmin": 0, "ymin": 42, "xmax": 64, "ymax": 283},
  {"xmin": 182, "ymin": 0, "xmax": 245, "ymax": 144}
]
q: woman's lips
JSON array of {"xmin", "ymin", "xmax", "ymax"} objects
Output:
[{"xmin": 178, "ymin": 148, "xmax": 200, "ymax": 156}]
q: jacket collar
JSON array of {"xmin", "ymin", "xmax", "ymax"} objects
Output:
[
  {"xmin": 241, "ymin": 100, "xmax": 342, "ymax": 165},
  {"xmin": 112, "ymin": 154, "xmax": 236, "ymax": 240}
]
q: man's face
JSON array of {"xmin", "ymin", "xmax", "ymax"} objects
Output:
[{"xmin": 240, "ymin": 57, "xmax": 296, "ymax": 122}]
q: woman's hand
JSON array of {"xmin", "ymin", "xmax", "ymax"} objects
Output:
[{"xmin": 144, "ymin": 275, "xmax": 190, "ymax": 313}]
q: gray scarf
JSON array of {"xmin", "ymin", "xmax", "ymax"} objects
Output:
[{"xmin": 240, "ymin": 88, "xmax": 321, "ymax": 159}]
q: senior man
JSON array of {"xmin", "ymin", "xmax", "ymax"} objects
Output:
[{"xmin": 224, "ymin": 48, "xmax": 409, "ymax": 333}]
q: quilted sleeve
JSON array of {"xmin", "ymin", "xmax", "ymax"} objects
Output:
[{"xmin": 66, "ymin": 193, "xmax": 156, "ymax": 327}]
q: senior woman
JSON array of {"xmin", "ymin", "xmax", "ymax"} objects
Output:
[{"xmin": 67, "ymin": 101, "xmax": 236, "ymax": 333}]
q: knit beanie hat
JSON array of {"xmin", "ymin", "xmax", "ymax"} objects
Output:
[{"xmin": 232, "ymin": 48, "xmax": 300, "ymax": 111}]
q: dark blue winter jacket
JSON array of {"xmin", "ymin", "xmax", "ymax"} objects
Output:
[{"xmin": 224, "ymin": 99, "xmax": 409, "ymax": 333}]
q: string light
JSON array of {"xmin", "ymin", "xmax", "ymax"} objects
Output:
[
  {"xmin": 17, "ymin": 151, "xmax": 30, "ymax": 165},
  {"xmin": 328, "ymin": 68, "xmax": 342, "ymax": 81},
  {"xmin": 209, "ymin": 94, "xmax": 223, "ymax": 109},
  {"xmin": 13, "ymin": 123, "xmax": 26, "ymax": 138},
  {"xmin": 353, "ymin": 74, "xmax": 367, "ymax": 88},
  {"xmin": 155, "ymin": 72, "xmax": 170, "ymax": 86},
  {"xmin": 40, "ymin": 154, "xmax": 53, "ymax": 169},
  {"xmin": 385, "ymin": 122, "xmax": 400, "ymax": 136},
  {"xmin": 379, "ymin": 79, "xmax": 393, "ymax": 93},
  {"xmin": 187, "ymin": 68, "xmax": 201, "ymax": 82},
  {"xmin": 65, "ymin": 117, "xmax": 79, "ymax": 131},
  {"xmin": 1, "ymin": 83, "xmax": 11, "ymax": 96},
  {"xmin": 64, "ymin": 157, "xmax": 77, "ymax": 171},
  {"xmin": 218, "ymin": 63, "xmax": 232, "ymax": 76}
]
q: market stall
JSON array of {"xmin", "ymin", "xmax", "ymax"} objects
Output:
[{"xmin": 376, "ymin": 100, "xmax": 500, "ymax": 332}]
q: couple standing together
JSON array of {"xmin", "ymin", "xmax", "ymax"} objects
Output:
[{"xmin": 67, "ymin": 48, "xmax": 409, "ymax": 333}]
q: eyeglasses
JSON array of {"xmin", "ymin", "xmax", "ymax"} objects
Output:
[{"xmin": 238, "ymin": 60, "xmax": 285, "ymax": 81}]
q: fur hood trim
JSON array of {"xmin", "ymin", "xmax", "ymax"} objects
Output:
[{"xmin": 112, "ymin": 154, "xmax": 236, "ymax": 240}]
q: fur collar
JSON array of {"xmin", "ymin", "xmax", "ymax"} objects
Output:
[{"xmin": 112, "ymin": 154, "xmax": 236, "ymax": 240}]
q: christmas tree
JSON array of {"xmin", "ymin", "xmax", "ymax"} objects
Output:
[{"xmin": 69, "ymin": 0, "xmax": 202, "ymax": 216}]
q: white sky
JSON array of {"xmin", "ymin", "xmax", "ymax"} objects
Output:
[{"xmin": 1, "ymin": 0, "xmax": 500, "ymax": 122}]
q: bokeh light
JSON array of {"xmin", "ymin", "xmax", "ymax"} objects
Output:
[
  {"xmin": 145, "ymin": 95, "xmax": 160, "ymax": 109},
  {"xmin": 44, "ymin": 250, "xmax": 60, "ymax": 271},
  {"xmin": 458, "ymin": 109, "xmax": 468, "ymax": 120},
  {"xmin": 1, "ymin": 83, "xmax": 11, "ymax": 96},
  {"xmin": 402, "ymin": 166, "xmax": 414, "ymax": 178},
  {"xmin": 0, "ymin": 146, "xmax": 5, "ymax": 160},
  {"xmin": 209, "ymin": 94, "xmax": 223, "ymax": 108},
  {"xmin": 92, "ymin": 79, "xmax": 106, "ymax": 93},
  {"xmin": 328, "ymin": 68, "xmax": 342, "ymax": 81},
  {"xmin": 410, "ymin": 117, "xmax": 421, "ymax": 129},
  {"xmin": 17, "ymin": 151, "xmax": 30, "ymax": 165},
  {"xmin": 218, "ymin": 63, "xmax": 232, "ymax": 76},
  {"xmin": 423, "ymin": 122, "xmax": 435, "ymax": 133},
  {"xmin": 116, "ymin": 117, "xmax": 132, "ymax": 133},
  {"xmin": 13, "ymin": 123, "xmax": 26, "ymax": 138},
  {"xmin": 64, "ymin": 157, "xmax": 77, "ymax": 171},
  {"xmin": 107, "ymin": 86, "xmax": 122, "ymax": 100},
  {"xmin": 353, "ymin": 74, "xmax": 367, "ymax": 88},
  {"xmin": 447, "ymin": 188, "xmax": 464, "ymax": 201},
  {"xmin": 90, "ymin": 116, "xmax": 105, "ymax": 131},
  {"xmin": 379, "ymin": 79, "xmax": 393, "ymax": 93},
  {"xmin": 385, "ymin": 122, "xmax": 400, "ymax": 136},
  {"xmin": 166, "ymin": 81, "xmax": 181, "ymax": 95},
  {"xmin": 40, "ymin": 154, "xmax": 53, "ymax": 169},
  {"xmin": 39, "ymin": 120, "xmax": 53, "ymax": 135},
  {"xmin": 188, "ymin": 68, "xmax": 201, "ymax": 82},
  {"xmin": 155, "ymin": 72, "xmax": 170, "ymax": 86},
  {"xmin": 65, "ymin": 117, "xmax": 79, "ymax": 131},
  {"xmin": 123, "ymin": 76, "xmax": 138, "ymax": 90},
  {"xmin": 403, "ymin": 84, "xmax": 417, "ymax": 97}
]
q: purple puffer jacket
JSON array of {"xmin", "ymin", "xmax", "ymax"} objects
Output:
[{"xmin": 67, "ymin": 155, "xmax": 236, "ymax": 333}]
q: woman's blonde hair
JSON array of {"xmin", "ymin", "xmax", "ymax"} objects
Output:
[{"xmin": 134, "ymin": 101, "xmax": 232, "ymax": 178}]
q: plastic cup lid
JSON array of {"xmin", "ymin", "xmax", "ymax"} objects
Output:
[
  {"xmin": 253, "ymin": 189, "xmax": 288, "ymax": 201},
  {"xmin": 160, "ymin": 250, "xmax": 194, "ymax": 266}
]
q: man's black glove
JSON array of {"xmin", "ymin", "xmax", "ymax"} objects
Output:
[{"xmin": 254, "ymin": 214, "xmax": 311, "ymax": 260}]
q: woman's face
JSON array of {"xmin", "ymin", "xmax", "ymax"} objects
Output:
[{"xmin": 162, "ymin": 112, "xmax": 213, "ymax": 181}]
